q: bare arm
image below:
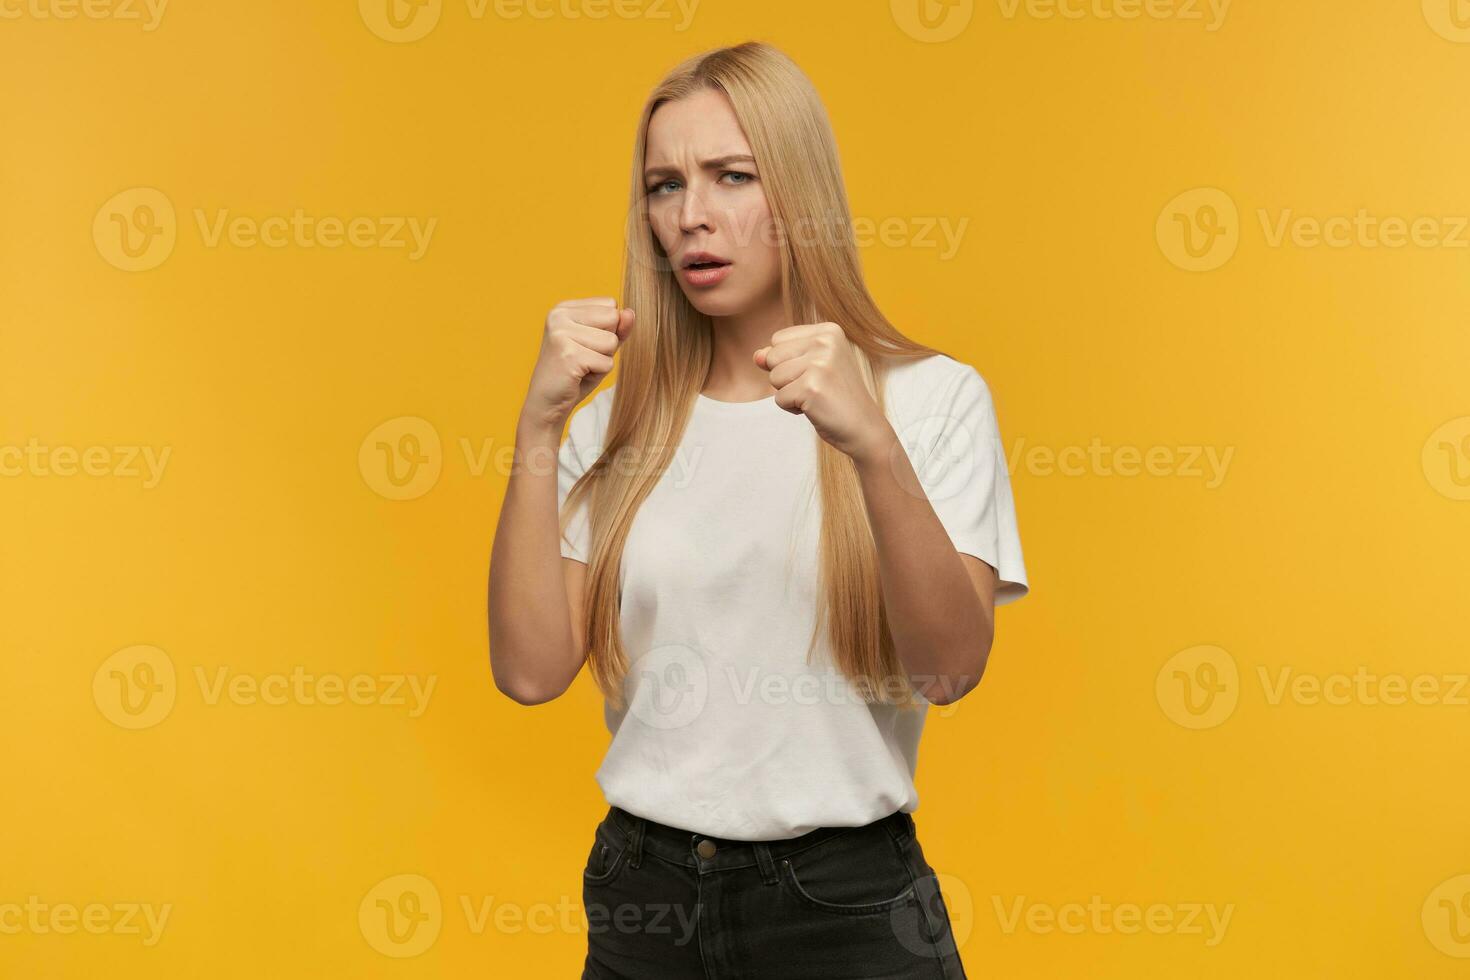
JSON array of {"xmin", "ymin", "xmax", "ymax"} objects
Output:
[
  {"xmin": 487, "ymin": 298, "xmax": 633, "ymax": 705},
  {"xmin": 486, "ymin": 418, "xmax": 584, "ymax": 705},
  {"xmin": 753, "ymin": 324, "xmax": 998, "ymax": 707},
  {"xmin": 852, "ymin": 432, "xmax": 997, "ymax": 706}
]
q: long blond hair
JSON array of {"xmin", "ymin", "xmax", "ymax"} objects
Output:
[{"xmin": 563, "ymin": 41, "xmax": 946, "ymax": 712}]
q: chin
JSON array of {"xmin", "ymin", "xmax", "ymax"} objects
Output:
[{"xmin": 682, "ymin": 289, "xmax": 751, "ymax": 318}]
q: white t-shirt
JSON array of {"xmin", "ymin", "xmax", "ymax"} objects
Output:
[{"xmin": 556, "ymin": 352, "xmax": 1029, "ymax": 840}]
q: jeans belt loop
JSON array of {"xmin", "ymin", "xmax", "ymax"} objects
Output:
[
  {"xmin": 752, "ymin": 841, "xmax": 779, "ymax": 885},
  {"xmin": 627, "ymin": 813, "xmax": 645, "ymax": 869}
]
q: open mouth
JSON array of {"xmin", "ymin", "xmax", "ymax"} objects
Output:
[
  {"xmin": 680, "ymin": 253, "xmax": 733, "ymax": 286},
  {"xmin": 681, "ymin": 251, "xmax": 731, "ymax": 270}
]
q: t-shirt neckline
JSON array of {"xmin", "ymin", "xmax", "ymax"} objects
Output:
[{"xmin": 695, "ymin": 391, "xmax": 782, "ymax": 414}]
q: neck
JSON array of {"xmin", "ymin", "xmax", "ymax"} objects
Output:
[{"xmin": 704, "ymin": 291, "xmax": 788, "ymax": 400}]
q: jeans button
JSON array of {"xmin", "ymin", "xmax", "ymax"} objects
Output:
[{"xmin": 696, "ymin": 839, "xmax": 717, "ymax": 859}]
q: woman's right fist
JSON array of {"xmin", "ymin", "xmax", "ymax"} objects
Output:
[{"xmin": 521, "ymin": 297, "xmax": 635, "ymax": 429}]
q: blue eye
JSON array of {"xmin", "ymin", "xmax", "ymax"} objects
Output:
[{"xmin": 646, "ymin": 172, "xmax": 754, "ymax": 196}]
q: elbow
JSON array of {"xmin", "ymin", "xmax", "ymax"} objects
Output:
[
  {"xmin": 925, "ymin": 675, "xmax": 975, "ymax": 707},
  {"xmin": 488, "ymin": 636, "xmax": 570, "ymax": 706},
  {"xmin": 493, "ymin": 670, "xmax": 564, "ymax": 707},
  {"xmin": 926, "ymin": 635, "xmax": 992, "ymax": 707},
  {"xmin": 500, "ymin": 683, "xmax": 561, "ymax": 707}
]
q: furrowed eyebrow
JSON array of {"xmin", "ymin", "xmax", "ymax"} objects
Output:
[{"xmin": 643, "ymin": 154, "xmax": 758, "ymax": 182}]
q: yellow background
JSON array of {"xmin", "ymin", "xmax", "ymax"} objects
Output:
[{"xmin": 3, "ymin": 0, "xmax": 1469, "ymax": 976}]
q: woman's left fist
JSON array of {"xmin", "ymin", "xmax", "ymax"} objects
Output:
[{"xmin": 754, "ymin": 322, "xmax": 895, "ymax": 463}]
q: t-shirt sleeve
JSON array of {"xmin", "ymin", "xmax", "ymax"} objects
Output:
[
  {"xmin": 556, "ymin": 393, "xmax": 607, "ymax": 565},
  {"xmin": 898, "ymin": 364, "xmax": 1030, "ymax": 605}
]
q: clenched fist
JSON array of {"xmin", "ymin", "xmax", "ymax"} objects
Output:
[
  {"xmin": 521, "ymin": 297, "xmax": 635, "ymax": 430},
  {"xmin": 754, "ymin": 321, "xmax": 894, "ymax": 464}
]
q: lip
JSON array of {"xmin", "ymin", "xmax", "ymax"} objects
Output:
[
  {"xmin": 679, "ymin": 251, "xmax": 733, "ymax": 287},
  {"xmin": 681, "ymin": 250, "xmax": 731, "ymax": 269},
  {"xmin": 681, "ymin": 263, "xmax": 732, "ymax": 287}
]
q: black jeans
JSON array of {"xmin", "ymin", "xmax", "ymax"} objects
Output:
[{"xmin": 581, "ymin": 804, "xmax": 968, "ymax": 979}]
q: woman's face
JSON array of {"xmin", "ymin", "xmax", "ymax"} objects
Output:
[{"xmin": 642, "ymin": 88, "xmax": 783, "ymax": 318}]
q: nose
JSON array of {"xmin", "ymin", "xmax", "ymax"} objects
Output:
[{"xmin": 677, "ymin": 181, "xmax": 712, "ymax": 234}]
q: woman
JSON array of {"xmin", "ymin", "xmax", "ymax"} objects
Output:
[{"xmin": 487, "ymin": 40, "xmax": 1029, "ymax": 979}]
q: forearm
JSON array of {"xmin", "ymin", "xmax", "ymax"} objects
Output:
[
  {"xmin": 486, "ymin": 417, "xmax": 580, "ymax": 704},
  {"xmin": 851, "ymin": 425, "xmax": 994, "ymax": 705}
]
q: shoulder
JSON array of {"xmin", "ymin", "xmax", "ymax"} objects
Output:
[{"xmin": 881, "ymin": 352, "xmax": 995, "ymax": 422}]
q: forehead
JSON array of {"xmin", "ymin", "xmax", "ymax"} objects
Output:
[{"xmin": 645, "ymin": 88, "xmax": 752, "ymax": 164}]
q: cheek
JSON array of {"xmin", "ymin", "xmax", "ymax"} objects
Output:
[
  {"xmin": 646, "ymin": 205, "xmax": 679, "ymax": 251},
  {"xmin": 731, "ymin": 199, "xmax": 779, "ymax": 264}
]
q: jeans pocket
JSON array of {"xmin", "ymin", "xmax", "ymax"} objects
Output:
[
  {"xmin": 777, "ymin": 826, "xmax": 917, "ymax": 916},
  {"xmin": 583, "ymin": 818, "xmax": 631, "ymax": 886}
]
